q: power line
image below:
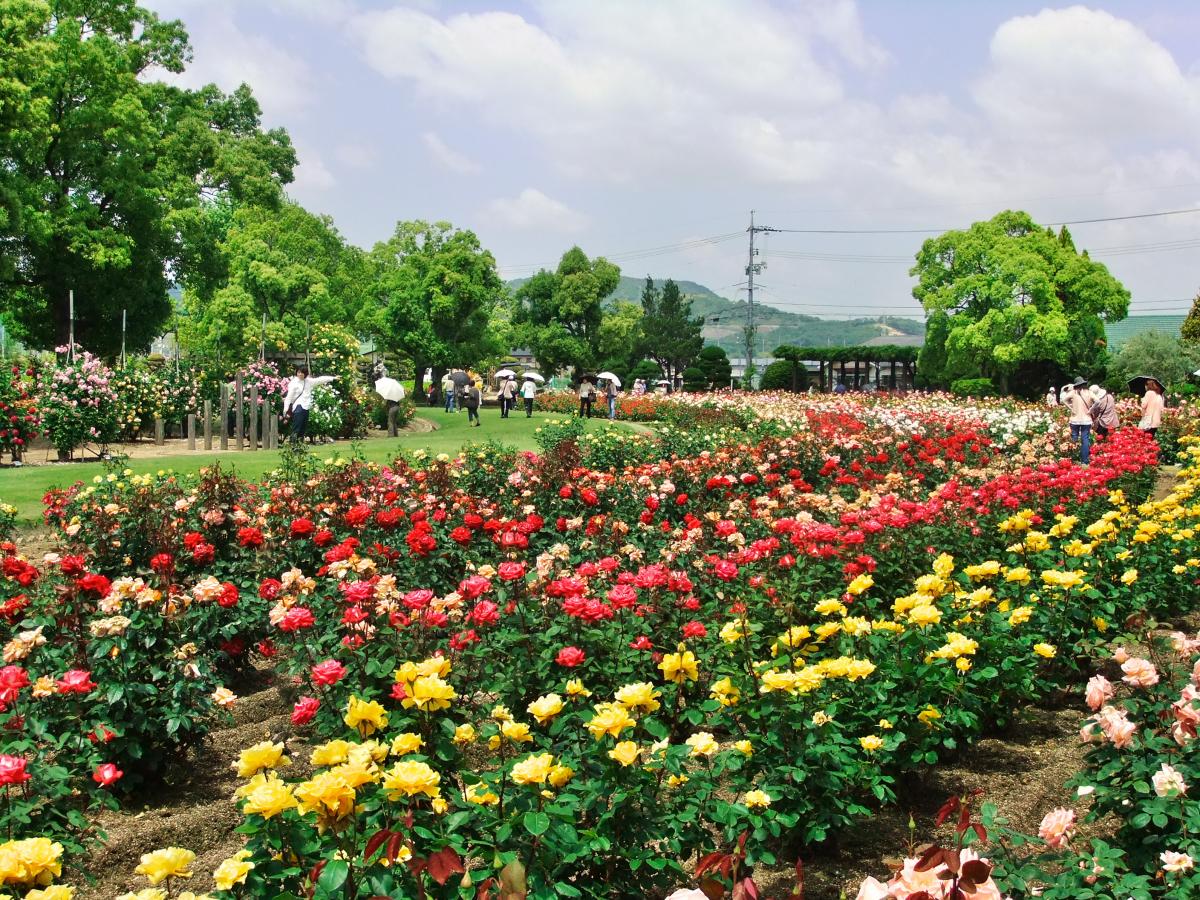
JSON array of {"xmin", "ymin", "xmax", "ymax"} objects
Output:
[{"xmin": 763, "ymin": 207, "xmax": 1200, "ymax": 235}]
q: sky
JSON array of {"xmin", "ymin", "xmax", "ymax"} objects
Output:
[{"xmin": 144, "ymin": 0, "xmax": 1200, "ymax": 321}]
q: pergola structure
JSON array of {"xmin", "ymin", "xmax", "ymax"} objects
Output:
[{"xmin": 773, "ymin": 344, "xmax": 920, "ymax": 392}]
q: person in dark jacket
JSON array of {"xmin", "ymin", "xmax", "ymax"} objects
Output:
[{"xmin": 463, "ymin": 380, "xmax": 482, "ymax": 427}]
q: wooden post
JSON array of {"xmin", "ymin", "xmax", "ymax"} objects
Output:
[
  {"xmin": 234, "ymin": 372, "xmax": 244, "ymax": 450},
  {"xmin": 260, "ymin": 395, "xmax": 270, "ymax": 449},
  {"xmin": 219, "ymin": 385, "xmax": 229, "ymax": 450},
  {"xmin": 154, "ymin": 418, "xmax": 164, "ymax": 445},
  {"xmin": 187, "ymin": 414, "xmax": 196, "ymax": 450},
  {"xmin": 203, "ymin": 400, "xmax": 212, "ymax": 450},
  {"xmin": 270, "ymin": 412, "xmax": 279, "ymax": 449},
  {"xmin": 248, "ymin": 384, "xmax": 259, "ymax": 451}
]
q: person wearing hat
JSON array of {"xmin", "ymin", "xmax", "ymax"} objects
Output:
[
  {"xmin": 1089, "ymin": 384, "xmax": 1118, "ymax": 438},
  {"xmin": 1064, "ymin": 377, "xmax": 1093, "ymax": 463}
]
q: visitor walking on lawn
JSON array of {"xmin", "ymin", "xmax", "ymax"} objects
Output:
[
  {"xmin": 521, "ymin": 377, "xmax": 536, "ymax": 418},
  {"xmin": 578, "ymin": 378, "xmax": 595, "ymax": 418},
  {"xmin": 442, "ymin": 372, "xmax": 456, "ymax": 413},
  {"xmin": 500, "ymin": 376, "xmax": 516, "ymax": 419},
  {"xmin": 1063, "ymin": 378, "xmax": 1093, "ymax": 464},
  {"xmin": 463, "ymin": 379, "xmax": 482, "ymax": 427},
  {"xmin": 283, "ymin": 366, "xmax": 336, "ymax": 444}
]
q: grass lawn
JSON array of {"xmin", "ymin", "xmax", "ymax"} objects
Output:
[{"xmin": 0, "ymin": 410, "xmax": 639, "ymax": 523}]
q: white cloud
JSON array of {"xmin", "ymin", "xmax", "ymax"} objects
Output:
[
  {"xmin": 346, "ymin": 1, "xmax": 884, "ymax": 183},
  {"xmin": 484, "ymin": 189, "xmax": 588, "ymax": 232},
  {"xmin": 334, "ymin": 143, "xmax": 379, "ymax": 170},
  {"xmin": 420, "ymin": 132, "xmax": 482, "ymax": 175},
  {"xmin": 973, "ymin": 6, "xmax": 1200, "ymax": 141},
  {"xmin": 148, "ymin": 4, "xmax": 318, "ymax": 119},
  {"xmin": 291, "ymin": 146, "xmax": 336, "ymax": 191}
]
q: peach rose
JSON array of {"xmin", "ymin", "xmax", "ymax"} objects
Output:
[
  {"xmin": 1038, "ymin": 807, "xmax": 1076, "ymax": 849},
  {"xmin": 1121, "ymin": 657, "xmax": 1159, "ymax": 688},
  {"xmin": 1085, "ymin": 675, "xmax": 1114, "ymax": 711}
]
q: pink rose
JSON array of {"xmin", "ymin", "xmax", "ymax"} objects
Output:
[
  {"xmin": 852, "ymin": 876, "xmax": 889, "ymax": 900},
  {"xmin": 1038, "ymin": 807, "xmax": 1076, "ymax": 849},
  {"xmin": 291, "ymin": 696, "xmax": 320, "ymax": 726},
  {"xmin": 1152, "ymin": 763, "xmax": 1188, "ymax": 798},
  {"xmin": 1085, "ymin": 675, "xmax": 1114, "ymax": 711},
  {"xmin": 310, "ymin": 660, "xmax": 346, "ymax": 686},
  {"xmin": 1112, "ymin": 646, "xmax": 1130, "ymax": 663},
  {"xmin": 1121, "ymin": 657, "xmax": 1159, "ymax": 688},
  {"xmin": 887, "ymin": 857, "xmax": 945, "ymax": 897}
]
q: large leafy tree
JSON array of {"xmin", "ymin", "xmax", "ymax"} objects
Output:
[
  {"xmin": 360, "ymin": 221, "xmax": 505, "ymax": 395},
  {"xmin": 912, "ymin": 212, "xmax": 1129, "ymax": 395},
  {"xmin": 641, "ymin": 277, "xmax": 704, "ymax": 381},
  {"xmin": 513, "ymin": 246, "xmax": 620, "ymax": 376},
  {"xmin": 0, "ymin": 0, "xmax": 295, "ymax": 355},
  {"xmin": 178, "ymin": 200, "xmax": 363, "ymax": 360}
]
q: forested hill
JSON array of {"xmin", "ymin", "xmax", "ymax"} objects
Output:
[{"xmin": 507, "ymin": 275, "xmax": 925, "ymax": 352}]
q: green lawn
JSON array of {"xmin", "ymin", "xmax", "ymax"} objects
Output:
[{"xmin": 0, "ymin": 410, "xmax": 636, "ymax": 522}]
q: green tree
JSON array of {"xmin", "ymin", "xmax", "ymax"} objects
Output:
[
  {"xmin": 179, "ymin": 200, "xmax": 361, "ymax": 359},
  {"xmin": 361, "ymin": 221, "xmax": 504, "ymax": 396},
  {"xmin": 513, "ymin": 247, "xmax": 620, "ymax": 377},
  {"xmin": 641, "ymin": 277, "xmax": 704, "ymax": 381},
  {"xmin": 1107, "ymin": 332, "xmax": 1200, "ymax": 391},
  {"xmin": 695, "ymin": 345, "xmax": 732, "ymax": 388},
  {"xmin": 1182, "ymin": 289, "xmax": 1200, "ymax": 344},
  {"xmin": 0, "ymin": 1, "xmax": 295, "ymax": 355},
  {"xmin": 911, "ymin": 210, "xmax": 1129, "ymax": 396}
]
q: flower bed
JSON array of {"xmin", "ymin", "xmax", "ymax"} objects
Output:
[{"xmin": 1, "ymin": 395, "xmax": 1195, "ymax": 899}]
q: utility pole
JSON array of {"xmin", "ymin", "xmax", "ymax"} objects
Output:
[{"xmin": 745, "ymin": 210, "xmax": 779, "ymax": 385}]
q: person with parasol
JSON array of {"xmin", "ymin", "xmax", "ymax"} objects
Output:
[
  {"xmin": 520, "ymin": 372, "xmax": 543, "ymax": 418},
  {"xmin": 1131, "ymin": 376, "xmax": 1165, "ymax": 438}
]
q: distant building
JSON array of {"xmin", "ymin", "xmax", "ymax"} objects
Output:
[{"xmin": 1104, "ymin": 315, "xmax": 1186, "ymax": 352}]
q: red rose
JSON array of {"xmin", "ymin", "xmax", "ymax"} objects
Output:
[
  {"xmin": 712, "ymin": 560, "xmax": 739, "ymax": 581},
  {"xmin": 555, "ymin": 646, "xmax": 586, "ymax": 668},
  {"xmin": 403, "ymin": 589, "xmax": 434, "ymax": 611},
  {"xmin": 291, "ymin": 696, "xmax": 320, "ymax": 726},
  {"xmin": 0, "ymin": 754, "xmax": 30, "ymax": 785},
  {"xmin": 191, "ymin": 542, "xmax": 215, "ymax": 565},
  {"xmin": 258, "ymin": 578, "xmax": 282, "ymax": 600},
  {"xmin": 93, "ymin": 763, "xmax": 123, "ymax": 787},
  {"xmin": 237, "ymin": 527, "xmax": 264, "ymax": 548},
  {"xmin": 290, "ymin": 518, "xmax": 315, "ymax": 538},
  {"xmin": 682, "ymin": 620, "xmax": 708, "ymax": 639},
  {"xmin": 450, "ymin": 526, "xmax": 472, "ymax": 545},
  {"xmin": 580, "ymin": 488, "xmax": 599, "ymax": 506},
  {"xmin": 279, "ymin": 608, "xmax": 316, "ymax": 632},
  {"xmin": 150, "ymin": 553, "xmax": 174, "ymax": 574},
  {"xmin": 59, "ymin": 555, "xmax": 86, "ymax": 576},
  {"xmin": 0, "ymin": 665, "xmax": 29, "ymax": 703},
  {"xmin": 218, "ymin": 582, "xmax": 239, "ymax": 608},
  {"xmin": 57, "ymin": 669, "xmax": 97, "ymax": 694},
  {"xmin": 310, "ymin": 660, "xmax": 346, "ymax": 686},
  {"xmin": 77, "ymin": 572, "xmax": 111, "ymax": 596},
  {"xmin": 497, "ymin": 561, "xmax": 526, "ymax": 582}
]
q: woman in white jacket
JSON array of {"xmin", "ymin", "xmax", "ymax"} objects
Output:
[
  {"xmin": 282, "ymin": 365, "xmax": 336, "ymax": 444},
  {"xmin": 1063, "ymin": 378, "xmax": 1093, "ymax": 464}
]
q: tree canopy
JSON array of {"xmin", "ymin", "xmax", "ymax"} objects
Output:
[
  {"xmin": 640, "ymin": 277, "xmax": 704, "ymax": 381},
  {"xmin": 0, "ymin": 0, "xmax": 295, "ymax": 356},
  {"xmin": 1107, "ymin": 332, "xmax": 1200, "ymax": 391},
  {"xmin": 1182, "ymin": 289, "xmax": 1200, "ymax": 344},
  {"xmin": 911, "ymin": 211, "xmax": 1129, "ymax": 395},
  {"xmin": 360, "ymin": 221, "xmax": 505, "ymax": 393},
  {"xmin": 695, "ymin": 344, "xmax": 732, "ymax": 387},
  {"xmin": 512, "ymin": 247, "xmax": 620, "ymax": 376},
  {"xmin": 178, "ymin": 200, "xmax": 363, "ymax": 361}
]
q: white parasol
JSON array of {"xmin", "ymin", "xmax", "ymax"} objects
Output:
[
  {"xmin": 522, "ymin": 372, "xmax": 545, "ymax": 382},
  {"xmin": 374, "ymin": 377, "xmax": 406, "ymax": 402},
  {"xmin": 494, "ymin": 369, "xmax": 516, "ymax": 380},
  {"xmin": 597, "ymin": 372, "xmax": 622, "ymax": 387}
]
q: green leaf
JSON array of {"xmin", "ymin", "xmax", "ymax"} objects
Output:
[
  {"xmin": 316, "ymin": 859, "xmax": 349, "ymax": 896},
  {"xmin": 524, "ymin": 811, "xmax": 550, "ymax": 836}
]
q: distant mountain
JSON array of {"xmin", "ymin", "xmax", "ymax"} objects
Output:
[{"xmin": 507, "ymin": 275, "xmax": 925, "ymax": 354}]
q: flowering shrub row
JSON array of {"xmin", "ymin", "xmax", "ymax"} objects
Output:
[{"xmin": 0, "ymin": 396, "xmax": 1191, "ymax": 899}]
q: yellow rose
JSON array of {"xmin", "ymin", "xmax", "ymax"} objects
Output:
[
  {"xmin": 859, "ymin": 735, "xmax": 884, "ymax": 753},
  {"xmin": 381, "ymin": 761, "xmax": 441, "ymax": 800},
  {"xmin": 743, "ymin": 789, "xmax": 772, "ymax": 809},
  {"xmin": 1033, "ymin": 642, "xmax": 1056, "ymax": 659},
  {"xmin": 390, "ymin": 733, "xmax": 424, "ymax": 756},
  {"xmin": 466, "ymin": 782, "xmax": 499, "ymax": 805},
  {"xmin": 295, "ymin": 771, "xmax": 356, "ymax": 822},
  {"xmin": 659, "ymin": 650, "xmax": 699, "ymax": 684},
  {"xmin": 344, "ymin": 696, "xmax": 389, "ymax": 737},
  {"xmin": 240, "ymin": 773, "xmax": 297, "ymax": 819},
  {"xmin": 564, "ymin": 678, "xmax": 591, "ymax": 698},
  {"xmin": 310, "ymin": 740, "xmax": 352, "ymax": 768},
  {"xmin": 235, "ymin": 741, "xmax": 289, "ymax": 778},
  {"xmin": 608, "ymin": 741, "xmax": 641, "ymax": 766},
  {"xmin": 510, "ymin": 752, "xmax": 555, "ymax": 785},
  {"xmin": 453, "ymin": 724, "xmax": 476, "ymax": 745},
  {"xmin": 212, "ymin": 851, "xmax": 254, "ymax": 891},
  {"xmin": 586, "ymin": 702, "xmax": 636, "ymax": 740},
  {"xmin": 708, "ymin": 677, "xmax": 740, "ymax": 707},
  {"xmin": 548, "ymin": 764, "xmax": 574, "ymax": 788},
  {"xmin": 501, "ymin": 721, "xmax": 533, "ymax": 743},
  {"xmin": 684, "ymin": 732, "xmax": 719, "ymax": 757},
  {"xmin": 734, "ymin": 740, "xmax": 753, "ymax": 756},
  {"xmin": 527, "ymin": 693, "xmax": 565, "ymax": 725},
  {"xmin": 614, "ymin": 682, "xmax": 661, "ymax": 713},
  {"xmin": 135, "ymin": 848, "xmax": 195, "ymax": 886}
]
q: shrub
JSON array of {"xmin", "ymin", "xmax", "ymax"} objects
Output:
[
  {"xmin": 681, "ymin": 366, "xmax": 707, "ymax": 391},
  {"xmin": 951, "ymin": 377, "xmax": 997, "ymax": 398},
  {"xmin": 760, "ymin": 360, "xmax": 807, "ymax": 392}
]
